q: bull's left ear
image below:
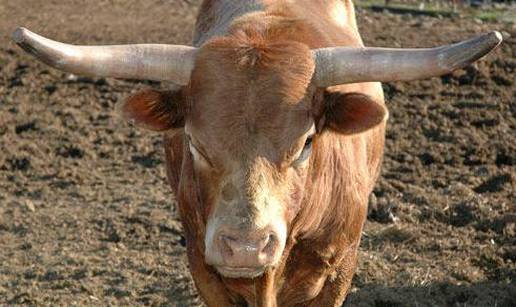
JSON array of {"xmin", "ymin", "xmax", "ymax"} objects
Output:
[
  {"xmin": 323, "ymin": 92, "xmax": 387, "ymax": 135},
  {"xmin": 118, "ymin": 88, "xmax": 185, "ymax": 132}
]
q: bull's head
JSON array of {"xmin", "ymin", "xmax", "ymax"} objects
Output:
[{"xmin": 12, "ymin": 25, "xmax": 501, "ymax": 278}]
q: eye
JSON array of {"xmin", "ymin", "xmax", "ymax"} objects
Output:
[
  {"xmin": 294, "ymin": 135, "xmax": 313, "ymax": 165},
  {"xmin": 304, "ymin": 136, "xmax": 313, "ymax": 149}
]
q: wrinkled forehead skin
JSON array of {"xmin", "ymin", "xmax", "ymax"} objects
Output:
[{"xmin": 186, "ymin": 24, "xmax": 317, "ymax": 167}]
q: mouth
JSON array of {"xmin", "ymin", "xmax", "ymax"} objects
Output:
[{"xmin": 215, "ymin": 266, "xmax": 266, "ymax": 278}]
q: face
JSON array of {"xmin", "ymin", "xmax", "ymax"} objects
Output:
[{"xmin": 185, "ymin": 36, "xmax": 317, "ymax": 278}]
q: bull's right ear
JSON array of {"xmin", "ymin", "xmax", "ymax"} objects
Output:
[{"xmin": 118, "ymin": 88, "xmax": 185, "ymax": 132}]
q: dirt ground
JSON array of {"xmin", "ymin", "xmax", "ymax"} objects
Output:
[{"xmin": 0, "ymin": 1, "xmax": 514, "ymax": 306}]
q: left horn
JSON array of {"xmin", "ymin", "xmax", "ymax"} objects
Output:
[
  {"xmin": 313, "ymin": 31, "xmax": 502, "ymax": 87},
  {"xmin": 12, "ymin": 27, "xmax": 197, "ymax": 85}
]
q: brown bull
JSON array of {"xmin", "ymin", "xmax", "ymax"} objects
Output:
[{"xmin": 13, "ymin": 0, "xmax": 501, "ymax": 306}]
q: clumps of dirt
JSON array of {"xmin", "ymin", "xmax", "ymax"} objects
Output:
[
  {"xmin": 55, "ymin": 144, "xmax": 85, "ymax": 159},
  {"xmin": 0, "ymin": 1, "xmax": 514, "ymax": 306},
  {"xmin": 474, "ymin": 173, "xmax": 513, "ymax": 193},
  {"xmin": 5, "ymin": 157, "xmax": 31, "ymax": 172},
  {"xmin": 368, "ymin": 193, "xmax": 400, "ymax": 224}
]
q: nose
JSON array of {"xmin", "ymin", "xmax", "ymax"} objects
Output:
[{"xmin": 216, "ymin": 229, "xmax": 280, "ymax": 268}]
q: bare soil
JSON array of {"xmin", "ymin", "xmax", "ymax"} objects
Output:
[{"xmin": 0, "ymin": 1, "xmax": 514, "ymax": 306}]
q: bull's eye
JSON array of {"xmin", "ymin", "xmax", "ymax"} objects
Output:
[{"xmin": 294, "ymin": 135, "xmax": 313, "ymax": 165}]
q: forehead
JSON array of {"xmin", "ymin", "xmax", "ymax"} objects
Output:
[{"xmin": 187, "ymin": 36, "xmax": 315, "ymax": 160}]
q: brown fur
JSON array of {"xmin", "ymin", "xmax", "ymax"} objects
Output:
[
  {"xmin": 121, "ymin": 89, "xmax": 185, "ymax": 131},
  {"xmin": 124, "ymin": 1, "xmax": 387, "ymax": 306}
]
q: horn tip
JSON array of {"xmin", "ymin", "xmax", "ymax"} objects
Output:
[
  {"xmin": 490, "ymin": 31, "xmax": 503, "ymax": 45},
  {"xmin": 12, "ymin": 27, "xmax": 29, "ymax": 44}
]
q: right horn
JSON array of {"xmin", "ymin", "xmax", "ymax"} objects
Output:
[
  {"xmin": 313, "ymin": 31, "xmax": 503, "ymax": 87},
  {"xmin": 12, "ymin": 27, "xmax": 197, "ymax": 85}
]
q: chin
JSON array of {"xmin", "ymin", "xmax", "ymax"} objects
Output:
[{"xmin": 215, "ymin": 266, "xmax": 267, "ymax": 279}]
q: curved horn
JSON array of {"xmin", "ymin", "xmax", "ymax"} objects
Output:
[
  {"xmin": 12, "ymin": 27, "xmax": 197, "ymax": 85},
  {"xmin": 313, "ymin": 31, "xmax": 503, "ymax": 87}
]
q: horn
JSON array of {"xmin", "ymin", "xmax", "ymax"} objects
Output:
[
  {"xmin": 12, "ymin": 27, "xmax": 197, "ymax": 85},
  {"xmin": 313, "ymin": 31, "xmax": 503, "ymax": 87}
]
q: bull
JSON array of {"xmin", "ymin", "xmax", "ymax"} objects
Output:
[{"xmin": 13, "ymin": 0, "xmax": 501, "ymax": 306}]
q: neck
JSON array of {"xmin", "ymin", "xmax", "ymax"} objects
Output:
[{"xmin": 193, "ymin": 0, "xmax": 265, "ymax": 46}]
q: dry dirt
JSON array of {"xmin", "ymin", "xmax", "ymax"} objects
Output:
[{"xmin": 0, "ymin": 1, "xmax": 514, "ymax": 306}]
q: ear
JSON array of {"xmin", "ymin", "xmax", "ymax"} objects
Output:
[
  {"xmin": 118, "ymin": 88, "xmax": 185, "ymax": 132},
  {"xmin": 323, "ymin": 92, "xmax": 387, "ymax": 135}
]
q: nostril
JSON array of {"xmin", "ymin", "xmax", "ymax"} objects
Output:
[
  {"xmin": 262, "ymin": 234, "xmax": 277, "ymax": 255},
  {"xmin": 220, "ymin": 235, "xmax": 236, "ymax": 256},
  {"xmin": 218, "ymin": 232, "xmax": 279, "ymax": 257}
]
